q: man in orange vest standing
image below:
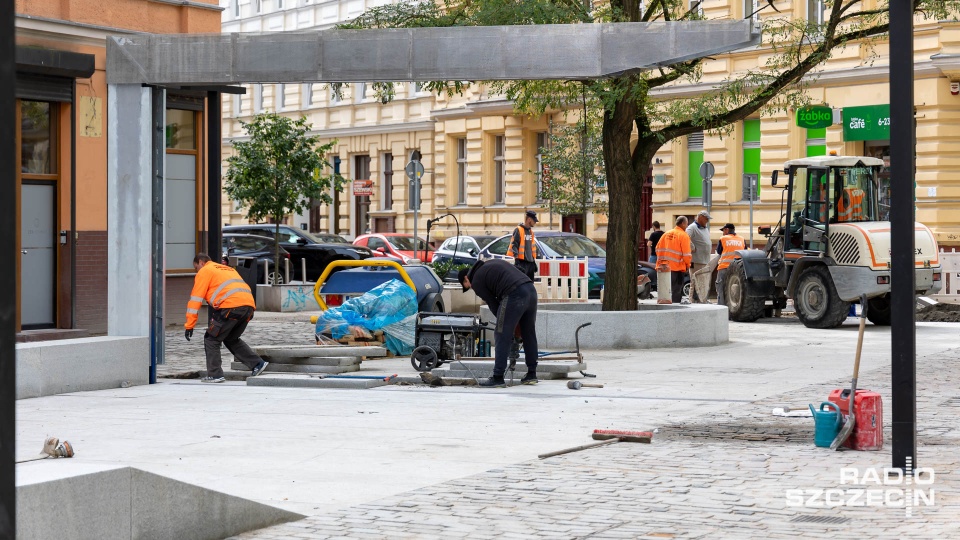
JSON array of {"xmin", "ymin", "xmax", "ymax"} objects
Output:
[
  {"xmin": 185, "ymin": 253, "xmax": 269, "ymax": 383},
  {"xmin": 715, "ymin": 223, "xmax": 746, "ymax": 306},
  {"xmin": 655, "ymin": 216, "xmax": 692, "ymax": 304},
  {"xmin": 507, "ymin": 210, "xmax": 539, "ymax": 280}
]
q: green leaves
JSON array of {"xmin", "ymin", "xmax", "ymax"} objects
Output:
[
  {"xmin": 538, "ymin": 107, "xmax": 608, "ymax": 217},
  {"xmin": 224, "ymin": 113, "xmax": 340, "ymax": 225}
]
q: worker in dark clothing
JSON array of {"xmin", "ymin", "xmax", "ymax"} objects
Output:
[{"xmin": 458, "ymin": 259, "xmax": 539, "ymax": 388}]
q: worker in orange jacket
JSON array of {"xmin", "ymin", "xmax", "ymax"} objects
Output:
[
  {"xmin": 715, "ymin": 223, "xmax": 746, "ymax": 306},
  {"xmin": 655, "ymin": 216, "xmax": 693, "ymax": 304},
  {"xmin": 185, "ymin": 253, "xmax": 269, "ymax": 383}
]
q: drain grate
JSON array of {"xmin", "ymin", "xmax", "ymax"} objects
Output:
[{"xmin": 790, "ymin": 515, "xmax": 851, "ymax": 525}]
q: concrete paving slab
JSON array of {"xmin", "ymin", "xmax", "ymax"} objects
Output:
[
  {"xmin": 231, "ymin": 362, "xmax": 360, "ymax": 374},
  {"xmin": 246, "ymin": 374, "xmax": 388, "ymax": 389},
  {"xmin": 253, "ymin": 345, "xmax": 387, "ymax": 358},
  {"xmin": 258, "ymin": 356, "xmax": 362, "ymax": 366}
]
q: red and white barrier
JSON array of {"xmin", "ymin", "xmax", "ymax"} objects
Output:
[
  {"xmin": 932, "ymin": 250, "xmax": 960, "ymax": 304},
  {"xmin": 535, "ymin": 257, "xmax": 590, "ymax": 302}
]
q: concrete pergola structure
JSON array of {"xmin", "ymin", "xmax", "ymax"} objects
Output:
[{"xmin": 104, "ymin": 21, "xmax": 759, "ymax": 369}]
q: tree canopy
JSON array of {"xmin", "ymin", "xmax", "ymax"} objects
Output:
[
  {"xmin": 342, "ymin": 0, "xmax": 960, "ymax": 310},
  {"xmin": 225, "ymin": 113, "xmax": 343, "ymax": 272}
]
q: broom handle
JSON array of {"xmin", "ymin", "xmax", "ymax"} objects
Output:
[
  {"xmin": 850, "ymin": 294, "xmax": 868, "ymax": 402},
  {"xmin": 538, "ymin": 438, "xmax": 619, "ymax": 459}
]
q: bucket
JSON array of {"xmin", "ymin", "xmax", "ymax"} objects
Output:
[{"xmin": 810, "ymin": 401, "xmax": 843, "ymax": 448}]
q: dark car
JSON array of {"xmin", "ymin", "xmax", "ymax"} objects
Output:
[
  {"xmin": 637, "ymin": 260, "xmax": 691, "ymax": 300},
  {"xmin": 223, "ymin": 225, "xmax": 373, "ymax": 282},
  {"xmin": 222, "ymin": 233, "xmax": 291, "ymax": 285}
]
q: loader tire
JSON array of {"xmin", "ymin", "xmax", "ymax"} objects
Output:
[
  {"xmin": 725, "ymin": 260, "xmax": 765, "ymax": 322},
  {"xmin": 795, "ymin": 266, "xmax": 850, "ymax": 329},
  {"xmin": 866, "ymin": 294, "xmax": 892, "ymax": 326}
]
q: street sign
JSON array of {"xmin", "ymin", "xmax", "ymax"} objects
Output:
[
  {"xmin": 353, "ymin": 179, "xmax": 373, "ymax": 197},
  {"xmin": 699, "ymin": 161, "xmax": 715, "ymax": 180},
  {"xmin": 405, "ymin": 160, "xmax": 424, "ymax": 181}
]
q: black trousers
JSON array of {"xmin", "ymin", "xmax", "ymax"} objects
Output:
[
  {"xmin": 671, "ymin": 271, "xmax": 686, "ymax": 303},
  {"xmin": 204, "ymin": 305, "xmax": 263, "ymax": 378},
  {"xmin": 514, "ymin": 259, "xmax": 537, "ymax": 281},
  {"xmin": 493, "ymin": 283, "xmax": 539, "ymax": 377}
]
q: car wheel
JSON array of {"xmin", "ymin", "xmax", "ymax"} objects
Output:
[{"xmin": 794, "ymin": 266, "xmax": 850, "ymax": 329}]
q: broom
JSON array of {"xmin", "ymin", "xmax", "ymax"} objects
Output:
[{"xmin": 830, "ymin": 294, "xmax": 868, "ymax": 451}]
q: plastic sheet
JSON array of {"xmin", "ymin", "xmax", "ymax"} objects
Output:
[{"xmin": 314, "ymin": 279, "xmax": 417, "ymax": 354}]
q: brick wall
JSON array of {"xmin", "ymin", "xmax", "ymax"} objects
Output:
[{"xmin": 75, "ymin": 230, "xmax": 108, "ymax": 334}]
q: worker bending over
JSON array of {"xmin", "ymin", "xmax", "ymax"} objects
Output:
[
  {"xmin": 185, "ymin": 253, "xmax": 269, "ymax": 383},
  {"xmin": 458, "ymin": 259, "xmax": 539, "ymax": 388}
]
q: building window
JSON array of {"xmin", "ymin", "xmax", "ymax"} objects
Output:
[
  {"xmin": 808, "ymin": 0, "xmax": 825, "ymax": 24},
  {"xmin": 382, "ymin": 152, "xmax": 394, "ymax": 210},
  {"xmin": 355, "ymin": 82, "xmax": 367, "ymax": 103},
  {"xmin": 233, "ymin": 93, "xmax": 241, "ymax": 118},
  {"xmin": 687, "ymin": 131, "xmax": 704, "ymax": 199},
  {"xmin": 535, "ymin": 132, "xmax": 548, "ymax": 202},
  {"xmin": 330, "ymin": 86, "xmax": 341, "ymax": 105},
  {"xmin": 742, "ymin": 119, "xmax": 761, "ymax": 201},
  {"xmin": 744, "ymin": 0, "xmax": 758, "ymax": 20},
  {"xmin": 165, "ymin": 108, "xmax": 200, "ymax": 271},
  {"xmin": 332, "ymin": 156, "xmax": 341, "ymax": 234},
  {"xmin": 234, "ymin": 0, "xmax": 241, "ymax": 17},
  {"xmin": 255, "ymin": 0, "xmax": 262, "ymax": 14},
  {"xmin": 457, "ymin": 138, "xmax": 467, "ymax": 205},
  {"xmin": 303, "ymin": 83, "xmax": 314, "ymax": 107},
  {"xmin": 689, "ymin": 0, "xmax": 703, "ymax": 17},
  {"xmin": 278, "ymin": 83, "xmax": 286, "ymax": 110},
  {"xmin": 494, "ymin": 135, "xmax": 505, "ymax": 204},
  {"xmin": 255, "ymin": 84, "xmax": 263, "ymax": 113},
  {"xmin": 277, "ymin": 0, "xmax": 284, "ymax": 9}
]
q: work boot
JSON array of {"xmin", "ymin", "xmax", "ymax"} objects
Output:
[
  {"xmin": 520, "ymin": 372, "xmax": 538, "ymax": 385},
  {"xmin": 478, "ymin": 376, "xmax": 506, "ymax": 388}
]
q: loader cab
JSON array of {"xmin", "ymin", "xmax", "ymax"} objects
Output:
[{"xmin": 781, "ymin": 156, "xmax": 883, "ymax": 253}]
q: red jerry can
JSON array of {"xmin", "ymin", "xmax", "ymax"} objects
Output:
[{"xmin": 828, "ymin": 389, "xmax": 883, "ymax": 451}]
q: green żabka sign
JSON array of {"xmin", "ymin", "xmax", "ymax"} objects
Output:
[
  {"xmin": 796, "ymin": 106, "xmax": 833, "ymax": 129},
  {"xmin": 842, "ymin": 104, "xmax": 891, "ymax": 141}
]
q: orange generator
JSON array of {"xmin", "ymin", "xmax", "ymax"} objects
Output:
[{"xmin": 828, "ymin": 389, "xmax": 883, "ymax": 451}]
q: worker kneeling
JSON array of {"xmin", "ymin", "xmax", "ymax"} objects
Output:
[{"xmin": 458, "ymin": 259, "xmax": 539, "ymax": 388}]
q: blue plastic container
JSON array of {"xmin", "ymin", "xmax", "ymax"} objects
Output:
[{"xmin": 810, "ymin": 401, "xmax": 843, "ymax": 448}]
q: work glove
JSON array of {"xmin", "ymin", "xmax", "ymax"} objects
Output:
[{"xmin": 184, "ymin": 329, "xmax": 193, "ymax": 341}]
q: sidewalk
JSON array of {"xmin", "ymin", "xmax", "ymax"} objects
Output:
[{"xmin": 18, "ymin": 316, "xmax": 960, "ymax": 539}]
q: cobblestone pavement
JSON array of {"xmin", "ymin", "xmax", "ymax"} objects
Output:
[
  {"xmin": 159, "ymin": 312, "xmax": 320, "ymax": 378},
  {"xmin": 232, "ymin": 349, "xmax": 960, "ymax": 539}
]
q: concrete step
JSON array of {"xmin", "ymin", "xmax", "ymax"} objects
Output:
[
  {"xmin": 247, "ymin": 374, "xmax": 388, "ymax": 389},
  {"xmin": 230, "ymin": 362, "xmax": 359, "ymax": 374},
  {"xmin": 253, "ymin": 345, "xmax": 388, "ymax": 358},
  {"xmin": 257, "ymin": 356, "xmax": 362, "ymax": 366}
]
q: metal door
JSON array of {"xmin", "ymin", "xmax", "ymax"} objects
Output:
[{"xmin": 21, "ymin": 182, "xmax": 56, "ymax": 328}]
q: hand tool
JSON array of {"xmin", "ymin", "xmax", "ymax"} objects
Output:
[
  {"xmin": 567, "ymin": 380, "xmax": 604, "ymax": 390},
  {"xmin": 538, "ymin": 429, "xmax": 652, "ymax": 459},
  {"xmin": 831, "ymin": 294, "xmax": 867, "ymax": 451}
]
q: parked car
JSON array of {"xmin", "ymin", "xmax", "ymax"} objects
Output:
[
  {"xmin": 431, "ymin": 235, "xmax": 499, "ymax": 266},
  {"xmin": 222, "ymin": 233, "xmax": 291, "ymax": 285},
  {"xmin": 223, "ymin": 225, "xmax": 373, "ymax": 282},
  {"xmin": 353, "ymin": 233, "xmax": 435, "ymax": 263},
  {"xmin": 481, "ymin": 231, "xmax": 654, "ymax": 300}
]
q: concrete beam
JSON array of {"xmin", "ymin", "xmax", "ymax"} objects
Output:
[{"xmin": 106, "ymin": 21, "xmax": 759, "ymax": 85}]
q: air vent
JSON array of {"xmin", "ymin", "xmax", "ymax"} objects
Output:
[
  {"xmin": 687, "ymin": 131, "xmax": 704, "ymax": 151},
  {"xmin": 790, "ymin": 515, "xmax": 851, "ymax": 525},
  {"xmin": 829, "ymin": 232, "xmax": 860, "ymax": 265}
]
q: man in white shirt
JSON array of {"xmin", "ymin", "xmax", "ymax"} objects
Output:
[{"xmin": 685, "ymin": 210, "xmax": 712, "ymax": 303}]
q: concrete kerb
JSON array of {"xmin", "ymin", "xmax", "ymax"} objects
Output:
[{"xmin": 480, "ymin": 302, "xmax": 729, "ymax": 350}]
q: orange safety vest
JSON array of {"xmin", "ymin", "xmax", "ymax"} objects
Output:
[
  {"xmin": 506, "ymin": 225, "xmax": 537, "ymax": 261},
  {"xmin": 717, "ymin": 234, "xmax": 746, "ymax": 270},
  {"xmin": 837, "ymin": 188, "xmax": 865, "ymax": 222},
  {"xmin": 185, "ymin": 261, "xmax": 256, "ymax": 330},
  {"xmin": 655, "ymin": 226, "xmax": 692, "ymax": 272}
]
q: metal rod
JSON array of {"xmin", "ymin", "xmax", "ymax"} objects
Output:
[
  {"xmin": 301, "ymin": 258, "xmax": 306, "ymax": 284},
  {"xmin": 263, "ymin": 259, "xmax": 269, "ymax": 285},
  {"xmin": 889, "ymin": 0, "xmax": 917, "ymax": 471},
  {"xmin": 70, "ymin": 80, "xmax": 77, "ymax": 328},
  {"xmin": 1, "ymin": 0, "xmax": 18, "ymax": 532}
]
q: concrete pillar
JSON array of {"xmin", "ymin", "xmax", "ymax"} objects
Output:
[{"xmin": 107, "ymin": 84, "xmax": 153, "ymax": 337}]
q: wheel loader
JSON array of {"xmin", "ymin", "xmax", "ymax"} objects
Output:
[{"xmin": 724, "ymin": 155, "xmax": 942, "ymax": 328}]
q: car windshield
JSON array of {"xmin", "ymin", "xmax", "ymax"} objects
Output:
[
  {"xmin": 313, "ymin": 234, "xmax": 349, "ymax": 244},
  {"xmin": 539, "ymin": 235, "xmax": 606, "ymax": 258},
  {"xmin": 388, "ymin": 236, "xmax": 433, "ymax": 252}
]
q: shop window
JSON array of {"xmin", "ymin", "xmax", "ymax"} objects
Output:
[
  {"xmin": 806, "ymin": 127, "xmax": 826, "ymax": 157},
  {"xmin": 493, "ymin": 135, "xmax": 505, "ymax": 204},
  {"xmin": 742, "ymin": 119, "xmax": 761, "ymax": 200},
  {"xmin": 165, "ymin": 108, "xmax": 201, "ymax": 270},
  {"xmin": 808, "ymin": 0, "xmax": 826, "ymax": 25},
  {"xmin": 687, "ymin": 131, "xmax": 704, "ymax": 199},
  {"xmin": 20, "ymin": 101, "xmax": 56, "ymax": 175}
]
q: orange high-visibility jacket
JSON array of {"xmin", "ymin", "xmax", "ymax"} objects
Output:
[
  {"xmin": 655, "ymin": 226, "xmax": 692, "ymax": 272},
  {"xmin": 185, "ymin": 262, "xmax": 256, "ymax": 330},
  {"xmin": 837, "ymin": 188, "xmax": 865, "ymax": 222},
  {"xmin": 717, "ymin": 234, "xmax": 746, "ymax": 270},
  {"xmin": 506, "ymin": 225, "xmax": 537, "ymax": 261}
]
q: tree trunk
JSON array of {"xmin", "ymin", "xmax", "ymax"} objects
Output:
[{"xmin": 601, "ymin": 93, "xmax": 640, "ymax": 311}]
